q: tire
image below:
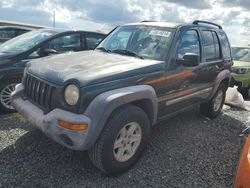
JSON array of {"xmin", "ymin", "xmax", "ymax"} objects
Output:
[
  {"xmin": 88, "ymin": 104, "xmax": 151, "ymax": 175},
  {"xmin": 200, "ymin": 83, "xmax": 226, "ymax": 119},
  {"xmin": 0, "ymin": 79, "xmax": 20, "ymax": 113}
]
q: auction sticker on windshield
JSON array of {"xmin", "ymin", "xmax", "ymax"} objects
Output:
[{"xmin": 149, "ymin": 30, "xmax": 171, "ymax": 37}]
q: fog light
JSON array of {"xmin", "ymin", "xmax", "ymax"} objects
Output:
[{"xmin": 58, "ymin": 120, "xmax": 88, "ymax": 131}]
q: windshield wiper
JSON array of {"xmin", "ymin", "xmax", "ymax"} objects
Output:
[
  {"xmin": 96, "ymin": 47, "xmax": 111, "ymax": 53},
  {"xmin": 112, "ymin": 49, "xmax": 144, "ymax": 59}
]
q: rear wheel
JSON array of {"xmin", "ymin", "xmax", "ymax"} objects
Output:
[
  {"xmin": 0, "ymin": 79, "xmax": 19, "ymax": 113},
  {"xmin": 200, "ymin": 83, "xmax": 226, "ymax": 119},
  {"xmin": 88, "ymin": 104, "xmax": 151, "ymax": 175}
]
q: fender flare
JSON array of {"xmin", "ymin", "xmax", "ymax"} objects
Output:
[
  {"xmin": 209, "ymin": 69, "xmax": 231, "ymax": 99},
  {"xmin": 83, "ymin": 85, "xmax": 158, "ymax": 149}
]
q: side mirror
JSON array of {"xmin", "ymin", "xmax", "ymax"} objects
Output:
[
  {"xmin": 42, "ymin": 48, "xmax": 58, "ymax": 56},
  {"xmin": 177, "ymin": 53, "xmax": 200, "ymax": 67}
]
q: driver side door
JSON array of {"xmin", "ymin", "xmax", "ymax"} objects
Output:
[{"xmin": 158, "ymin": 29, "xmax": 203, "ymax": 117}]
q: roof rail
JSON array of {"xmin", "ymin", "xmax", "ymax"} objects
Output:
[{"xmin": 192, "ymin": 20, "xmax": 222, "ymax": 29}]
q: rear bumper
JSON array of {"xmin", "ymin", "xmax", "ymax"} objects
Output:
[{"xmin": 11, "ymin": 84, "xmax": 91, "ymax": 151}]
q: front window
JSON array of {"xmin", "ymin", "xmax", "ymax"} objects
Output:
[
  {"xmin": 0, "ymin": 30, "xmax": 58, "ymax": 53},
  {"xmin": 232, "ymin": 47, "xmax": 250, "ymax": 62},
  {"xmin": 177, "ymin": 30, "xmax": 200, "ymax": 60},
  {"xmin": 96, "ymin": 25, "xmax": 175, "ymax": 61}
]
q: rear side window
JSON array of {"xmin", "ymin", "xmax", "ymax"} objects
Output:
[
  {"xmin": 0, "ymin": 29, "xmax": 16, "ymax": 39},
  {"xmin": 202, "ymin": 31, "xmax": 221, "ymax": 61},
  {"xmin": 218, "ymin": 32, "xmax": 231, "ymax": 58},
  {"xmin": 85, "ymin": 33, "xmax": 105, "ymax": 50}
]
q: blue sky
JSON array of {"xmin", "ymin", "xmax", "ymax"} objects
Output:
[{"xmin": 1, "ymin": 0, "xmax": 250, "ymax": 45}]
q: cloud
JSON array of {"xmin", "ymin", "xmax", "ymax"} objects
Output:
[
  {"xmin": 162, "ymin": 0, "xmax": 212, "ymax": 9},
  {"xmin": 0, "ymin": 0, "xmax": 250, "ymax": 45},
  {"xmin": 218, "ymin": 0, "xmax": 250, "ymax": 10}
]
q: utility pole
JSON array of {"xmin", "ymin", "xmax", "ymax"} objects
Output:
[{"xmin": 53, "ymin": 10, "xmax": 55, "ymax": 28}]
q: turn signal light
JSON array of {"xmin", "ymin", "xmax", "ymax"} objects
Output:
[{"xmin": 58, "ymin": 120, "xmax": 88, "ymax": 131}]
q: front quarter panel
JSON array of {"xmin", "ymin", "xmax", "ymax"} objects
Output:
[{"xmin": 82, "ymin": 85, "xmax": 158, "ymax": 150}]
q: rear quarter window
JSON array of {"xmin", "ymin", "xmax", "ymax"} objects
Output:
[{"xmin": 218, "ymin": 31, "xmax": 231, "ymax": 59}]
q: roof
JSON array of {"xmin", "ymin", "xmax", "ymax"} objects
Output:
[
  {"xmin": 0, "ymin": 20, "xmax": 44, "ymax": 29},
  {"xmin": 0, "ymin": 25, "xmax": 34, "ymax": 31},
  {"xmin": 31, "ymin": 28, "xmax": 106, "ymax": 35},
  {"xmin": 124, "ymin": 21, "xmax": 182, "ymax": 28},
  {"xmin": 124, "ymin": 20, "xmax": 223, "ymax": 30}
]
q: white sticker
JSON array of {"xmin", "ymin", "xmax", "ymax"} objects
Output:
[{"xmin": 149, "ymin": 30, "xmax": 171, "ymax": 37}]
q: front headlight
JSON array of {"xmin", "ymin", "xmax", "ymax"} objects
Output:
[
  {"xmin": 232, "ymin": 67, "xmax": 250, "ymax": 74},
  {"xmin": 64, "ymin": 84, "xmax": 79, "ymax": 106}
]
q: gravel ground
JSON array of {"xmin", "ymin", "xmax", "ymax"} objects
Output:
[{"xmin": 0, "ymin": 107, "xmax": 249, "ymax": 188}]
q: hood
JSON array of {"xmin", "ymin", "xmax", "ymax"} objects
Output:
[
  {"xmin": 233, "ymin": 60, "xmax": 250, "ymax": 68},
  {"xmin": 27, "ymin": 51, "xmax": 163, "ymax": 87}
]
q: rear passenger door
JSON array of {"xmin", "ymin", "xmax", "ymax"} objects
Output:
[{"xmin": 198, "ymin": 30, "xmax": 222, "ymax": 88}]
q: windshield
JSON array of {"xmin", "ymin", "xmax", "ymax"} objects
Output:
[
  {"xmin": 96, "ymin": 25, "xmax": 175, "ymax": 61},
  {"xmin": 232, "ymin": 47, "xmax": 250, "ymax": 62},
  {"xmin": 0, "ymin": 30, "xmax": 58, "ymax": 53}
]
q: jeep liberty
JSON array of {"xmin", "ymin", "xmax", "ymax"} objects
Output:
[{"xmin": 11, "ymin": 20, "xmax": 233, "ymax": 175}]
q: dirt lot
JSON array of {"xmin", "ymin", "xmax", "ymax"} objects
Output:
[{"xmin": 0, "ymin": 107, "xmax": 249, "ymax": 188}]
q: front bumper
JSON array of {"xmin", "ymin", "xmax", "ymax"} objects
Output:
[{"xmin": 11, "ymin": 84, "xmax": 91, "ymax": 151}]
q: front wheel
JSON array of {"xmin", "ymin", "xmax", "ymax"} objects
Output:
[
  {"xmin": 200, "ymin": 83, "xmax": 226, "ymax": 119},
  {"xmin": 88, "ymin": 104, "xmax": 151, "ymax": 175},
  {"xmin": 0, "ymin": 79, "xmax": 19, "ymax": 113}
]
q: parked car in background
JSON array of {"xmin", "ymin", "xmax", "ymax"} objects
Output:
[
  {"xmin": 12, "ymin": 20, "xmax": 232, "ymax": 175},
  {"xmin": 231, "ymin": 46, "xmax": 250, "ymax": 98},
  {"xmin": 0, "ymin": 29, "xmax": 106, "ymax": 112},
  {"xmin": 0, "ymin": 26, "xmax": 32, "ymax": 44}
]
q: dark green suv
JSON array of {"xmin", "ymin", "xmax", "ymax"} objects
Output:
[{"xmin": 12, "ymin": 20, "xmax": 233, "ymax": 175}]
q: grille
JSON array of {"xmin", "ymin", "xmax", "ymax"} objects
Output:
[{"xmin": 24, "ymin": 73, "xmax": 55, "ymax": 111}]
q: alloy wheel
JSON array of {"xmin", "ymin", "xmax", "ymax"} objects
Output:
[
  {"xmin": 0, "ymin": 83, "xmax": 17, "ymax": 110},
  {"xmin": 113, "ymin": 122, "xmax": 142, "ymax": 162}
]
